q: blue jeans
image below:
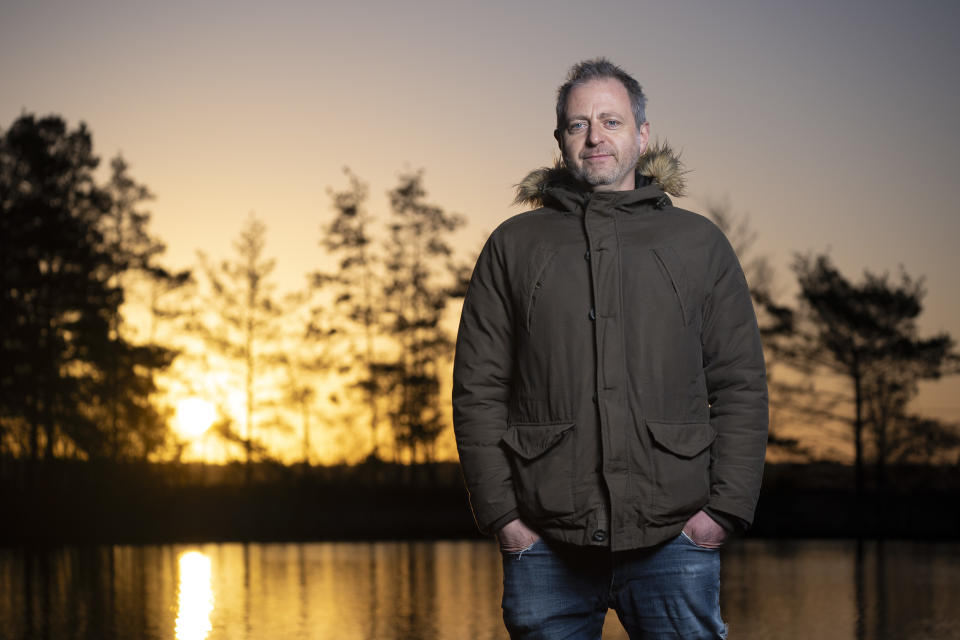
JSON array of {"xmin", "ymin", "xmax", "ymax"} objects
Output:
[{"xmin": 501, "ymin": 533, "xmax": 727, "ymax": 639}]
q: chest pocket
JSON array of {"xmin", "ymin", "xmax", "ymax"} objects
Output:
[
  {"xmin": 524, "ymin": 247, "xmax": 559, "ymax": 332},
  {"xmin": 523, "ymin": 245, "xmax": 559, "ymax": 332},
  {"xmin": 651, "ymin": 247, "xmax": 692, "ymax": 327}
]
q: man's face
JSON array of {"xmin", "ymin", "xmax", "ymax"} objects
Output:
[{"xmin": 556, "ymin": 77, "xmax": 650, "ymax": 192}]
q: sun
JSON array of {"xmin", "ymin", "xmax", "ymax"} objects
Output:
[{"xmin": 174, "ymin": 397, "xmax": 217, "ymax": 439}]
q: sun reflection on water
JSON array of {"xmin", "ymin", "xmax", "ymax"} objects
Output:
[{"xmin": 175, "ymin": 550, "xmax": 214, "ymax": 640}]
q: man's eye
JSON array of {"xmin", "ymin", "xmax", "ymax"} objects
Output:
[
  {"xmin": 568, "ymin": 122, "xmax": 586, "ymax": 132},
  {"xmin": 605, "ymin": 120, "xmax": 621, "ymax": 128}
]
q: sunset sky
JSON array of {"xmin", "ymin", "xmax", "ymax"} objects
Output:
[{"xmin": 3, "ymin": 0, "xmax": 959, "ymax": 448}]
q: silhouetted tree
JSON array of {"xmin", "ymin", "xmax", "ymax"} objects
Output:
[
  {"xmin": 706, "ymin": 202, "xmax": 808, "ymax": 459},
  {"xmin": 195, "ymin": 213, "xmax": 281, "ymax": 477},
  {"xmin": 0, "ymin": 115, "xmax": 185, "ymax": 463},
  {"xmin": 279, "ymin": 354, "xmax": 316, "ymax": 467},
  {"xmin": 95, "ymin": 156, "xmax": 188, "ymax": 460},
  {"xmin": 790, "ymin": 254, "xmax": 959, "ymax": 494},
  {"xmin": 381, "ymin": 171, "xmax": 466, "ymax": 462},
  {"xmin": 312, "ymin": 170, "xmax": 384, "ymax": 459},
  {"xmin": 885, "ymin": 415, "xmax": 960, "ymax": 464},
  {"xmin": 0, "ymin": 114, "xmax": 169, "ymax": 462},
  {"xmin": 275, "ymin": 289, "xmax": 339, "ymax": 468},
  {"xmin": 314, "ymin": 169, "xmax": 467, "ymax": 463},
  {"xmin": 0, "ymin": 115, "xmax": 107, "ymax": 459}
]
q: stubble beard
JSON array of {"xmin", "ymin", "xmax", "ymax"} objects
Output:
[
  {"xmin": 565, "ymin": 139, "xmax": 643, "ymax": 189},
  {"xmin": 575, "ymin": 160, "xmax": 626, "ymax": 187}
]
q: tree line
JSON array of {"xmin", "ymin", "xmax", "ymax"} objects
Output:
[
  {"xmin": 1, "ymin": 113, "xmax": 958, "ymax": 483},
  {"xmin": 0, "ymin": 114, "xmax": 467, "ymax": 471},
  {"xmin": 710, "ymin": 204, "xmax": 960, "ymax": 498}
]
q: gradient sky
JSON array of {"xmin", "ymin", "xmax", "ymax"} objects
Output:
[{"xmin": 3, "ymin": 0, "xmax": 959, "ymax": 424}]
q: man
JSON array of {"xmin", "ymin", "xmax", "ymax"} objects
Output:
[{"xmin": 453, "ymin": 59, "xmax": 768, "ymax": 639}]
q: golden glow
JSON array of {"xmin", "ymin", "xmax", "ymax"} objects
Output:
[
  {"xmin": 225, "ymin": 390, "xmax": 247, "ymax": 431},
  {"xmin": 174, "ymin": 398, "xmax": 216, "ymax": 439},
  {"xmin": 175, "ymin": 550, "xmax": 214, "ymax": 640}
]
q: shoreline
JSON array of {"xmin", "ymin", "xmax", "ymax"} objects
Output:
[{"xmin": 2, "ymin": 460, "xmax": 958, "ymax": 545}]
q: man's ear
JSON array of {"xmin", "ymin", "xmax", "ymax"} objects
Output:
[
  {"xmin": 638, "ymin": 121, "xmax": 650, "ymax": 154},
  {"xmin": 554, "ymin": 129, "xmax": 563, "ymax": 152}
]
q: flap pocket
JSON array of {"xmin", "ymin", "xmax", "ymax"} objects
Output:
[
  {"xmin": 501, "ymin": 422, "xmax": 575, "ymax": 460},
  {"xmin": 646, "ymin": 421, "xmax": 716, "ymax": 458}
]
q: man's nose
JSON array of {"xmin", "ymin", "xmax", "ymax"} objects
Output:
[{"xmin": 587, "ymin": 123, "xmax": 604, "ymax": 145}]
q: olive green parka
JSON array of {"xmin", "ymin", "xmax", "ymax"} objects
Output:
[{"xmin": 452, "ymin": 144, "xmax": 768, "ymax": 551}]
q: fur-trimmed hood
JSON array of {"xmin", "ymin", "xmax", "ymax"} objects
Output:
[{"xmin": 514, "ymin": 140, "xmax": 688, "ymax": 209}]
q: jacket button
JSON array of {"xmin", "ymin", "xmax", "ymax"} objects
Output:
[
  {"xmin": 584, "ymin": 250, "xmax": 591, "ymax": 261},
  {"xmin": 592, "ymin": 529, "xmax": 607, "ymax": 542},
  {"xmin": 588, "ymin": 307, "xmax": 596, "ymax": 321}
]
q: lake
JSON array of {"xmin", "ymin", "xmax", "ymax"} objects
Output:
[{"xmin": 1, "ymin": 539, "xmax": 958, "ymax": 639}]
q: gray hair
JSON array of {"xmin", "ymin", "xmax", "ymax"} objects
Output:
[{"xmin": 555, "ymin": 58, "xmax": 647, "ymax": 131}]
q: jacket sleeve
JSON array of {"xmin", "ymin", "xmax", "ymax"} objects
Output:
[
  {"xmin": 701, "ymin": 232, "xmax": 769, "ymax": 526},
  {"xmin": 452, "ymin": 231, "xmax": 519, "ymax": 535}
]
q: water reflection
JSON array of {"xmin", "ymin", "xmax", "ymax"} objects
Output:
[
  {"xmin": 175, "ymin": 551, "xmax": 213, "ymax": 640},
  {"xmin": 0, "ymin": 540, "xmax": 958, "ymax": 639}
]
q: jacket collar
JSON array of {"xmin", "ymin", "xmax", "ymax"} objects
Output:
[{"xmin": 513, "ymin": 140, "xmax": 688, "ymax": 212}]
